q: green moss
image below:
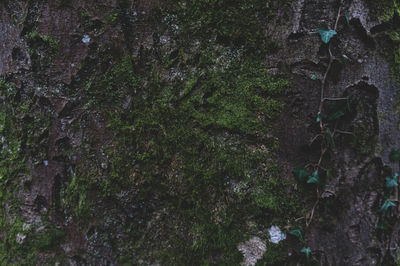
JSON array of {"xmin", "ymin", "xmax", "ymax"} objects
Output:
[
  {"xmin": 35, "ymin": 228, "xmax": 65, "ymax": 251},
  {"xmin": 32, "ymin": 0, "xmax": 298, "ymax": 263},
  {"xmin": 352, "ymin": 125, "xmax": 377, "ymax": 156},
  {"xmin": 61, "ymin": 173, "xmax": 91, "ymax": 223},
  {"xmin": 162, "ymin": 0, "xmax": 289, "ymax": 51},
  {"xmin": 0, "ymin": 79, "xmax": 57, "ymax": 263},
  {"xmin": 27, "ymin": 30, "xmax": 60, "ymax": 68},
  {"xmin": 256, "ymin": 241, "xmax": 288, "ymax": 265},
  {"xmin": 104, "ymin": 10, "xmax": 119, "ymax": 25},
  {"xmin": 0, "ymin": 0, "xmax": 299, "ymax": 262},
  {"xmin": 366, "ymin": 0, "xmax": 400, "ymax": 22}
]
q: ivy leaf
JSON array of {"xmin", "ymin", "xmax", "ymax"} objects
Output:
[
  {"xmin": 386, "ymin": 173, "xmax": 398, "ymax": 188},
  {"xmin": 386, "ymin": 177, "xmax": 398, "ymax": 188},
  {"xmin": 390, "ymin": 148, "xmax": 400, "ymax": 161},
  {"xmin": 328, "ymin": 110, "xmax": 345, "ymax": 121},
  {"xmin": 292, "ymin": 168, "xmax": 310, "ymax": 182},
  {"xmin": 316, "ymin": 113, "xmax": 322, "ymax": 122},
  {"xmin": 380, "ymin": 199, "xmax": 396, "ymax": 212},
  {"xmin": 289, "ymin": 229, "xmax": 304, "ymax": 242},
  {"xmin": 307, "ymin": 171, "xmax": 319, "ymax": 184},
  {"xmin": 326, "ymin": 128, "xmax": 335, "ymax": 148},
  {"xmin": 317, "ymin": 29, "xmax": 337, "ymax": 44},
  {"xmin": 301, "ymin": 247, "xmax": 312, "ymax": 259},
  {"xmin": 377, "ymin": 223, "xmax": 386, "ymax": 230}
]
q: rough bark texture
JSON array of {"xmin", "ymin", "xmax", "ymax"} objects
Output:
[{"xmin": 0, "ymin": 0, "xmax": 399, "ymax": 265}]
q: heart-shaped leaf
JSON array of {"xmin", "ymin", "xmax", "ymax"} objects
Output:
[
  {"xmin": 380, "ymin": 199, "xmax": 396, "ymax": 212},
  {"xmin": 316, "ymin": 113, "xmax": 322, "ymax": 122},
  {"xmin": 301, "ymin": 247, "xmax": 312, "ymax": 259},
  {"xmin": 386, "ymin": 173, "xmax": 398, "ymax": 188},
  {"xmin": 317, "ymin": 29, "xmax": 337, "ymax": 44},
  {"xmin": 289, "ymin": 229, "xmax": 303, "ymax": 242},
  {"xmin": 307, "ymin": 171, "xmax": 319, "ymax": 184}
]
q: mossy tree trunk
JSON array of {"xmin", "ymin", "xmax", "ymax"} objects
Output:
[{"xmin": 0, "ymin": 0, "xmax": 399, "ymax": 265}]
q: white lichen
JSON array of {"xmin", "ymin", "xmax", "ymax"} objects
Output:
[
  {"xmin": 268, "ymin": 225, "xmax": 286, "ymax": 244},
  {"xmin": 82, "ymin": 34, "xmax": 91, "ymax": 44},
  {"xmin": 238, "ymin": 236, "xmax": 266, "ymax": 266}
]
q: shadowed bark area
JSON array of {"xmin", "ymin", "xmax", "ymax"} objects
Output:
[{"xmin": 0, "ymin": 0, "xmax": 399, "ymax": 265}]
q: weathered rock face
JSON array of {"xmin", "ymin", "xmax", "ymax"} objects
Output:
[{"xmin": 0, "ymin": 0, "xmax": 399, "ymax": 265}]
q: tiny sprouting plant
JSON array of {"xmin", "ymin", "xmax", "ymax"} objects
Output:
[
  {"xmin": 317, "ymin": 29, "xmax": 337, "ymax": 44},
  {"xmin": 380, "ymin": 199, "xmax": 397, "ymax": 212},
  {"xmin": 307, "ymin": 171, "xmax": 320, "ymax": 184},
  {"xmin": 289, "ymin": 229, "xmax": 304, "ymax": 242},
  {"xmin": 301, "ymin": 247, "xmax": 312, "ymax": 259},
  {"xmin": 386, "ymin": 173, "xmax": 398, "ymax": 188},
  {"xmin": 316, "ymin": 113, "xmax": 322, "ymax": 122}
]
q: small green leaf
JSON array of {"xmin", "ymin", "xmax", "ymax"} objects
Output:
[
  {"xmin": 326, "ymin": 128, "xmax": 335, "ymax": 148},
  {"xmin": 316, "ymin": 113, "xmax": 322, "ymax": 122},
  {"xmin": 289, "ymin": 229, "xmax": 304, "ymax": 242},
  {"xmin": 301, "ymin": 247, "xmax": 312, "ymax": 259},
  {"xmin": 311, "ymin": 75, "xmax": 317, "ymax": 80},
  {"xmin": 328, "ymin": 110, "xmax": 345, "ymax": 121},
  {"xmin": 386, "ymin": 174, "xmax": 398, "ymax": 188},
  {"xmin": 380, "ymin": 199, "xmax": 396, "ymax": 212},
  {"xmin": 390, "ymin": 148, "xmax": 400, "ymax": 161},
  {"xmin": 307, "ymin": 171, "xmax": 319, "ymax": 184},
  {"xmin": 292, "ymin": 168, "xmax": 310, "ymax": 182},
  {"xmin": 317, "ymin": 29, "xmax": 337, "ymax": 44},
  {"xmin": 377, "ymin": 223, "xmax": 386, "ymax": 230},
  {"xmin": 307, "ymin": 177, "xmax": 319, "ymax": 184}
]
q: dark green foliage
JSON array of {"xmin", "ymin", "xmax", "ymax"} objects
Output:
[
  {"xmin": 164, "ymin": 0, "xmax": 290, "ymax": 50},
  {"xmin": 289, "ymin": 229, "xmax": 304, "ymax": 242},
  {"xmin": 35, "ymin": 228, "xmax": 65, "ymax": 251},
  {"xmin": 390, "ymin": 148, "xmax": 400, "ymax": 161},
  {"xmin": 301, "ymin": 247, "xmax": 312, "ymax": 259},
  {"xmin": 327, "ymin": 110, "xmax": 345, "ymax": 121},
  {"xmin": 326, "ymin": 128, "xmax": 335, "ymax": 148}
]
